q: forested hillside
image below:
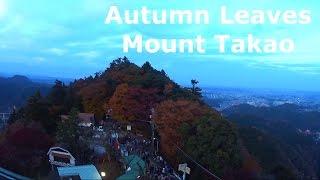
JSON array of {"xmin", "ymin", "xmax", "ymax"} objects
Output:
[
  {"xmin": 72, "ymin": 57, "xmax": 244, "ymax": 178},
  {"xmin": 0, "ymin": 75, "xmax": 50, "ymax": 112},
  {"xmin": 223, "ymin": 104, "xmax": 320, "ymax": 179},
  {"xmin": 3, "ymin": 58, "xmax": 315, "ymax": 179},
  {"xmin": 2, "ymin": 57, "xmax": 245, "ymax": 179}
]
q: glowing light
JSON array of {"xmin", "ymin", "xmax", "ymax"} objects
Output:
[{"xmin": 100, "ymin": 172, "xmax": 106, "ymax": 177}]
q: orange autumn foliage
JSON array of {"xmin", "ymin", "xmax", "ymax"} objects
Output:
[
  {"xmin": 77, "ymin": 81, "xmax": 111, "ymax": 117},
  {"xmin": 154, "ymin": 99, "xmax": 219, "ymax": 162},
  {"xmin": 107, "ymin": 83, "xmax": 161, "ymax": 121}
]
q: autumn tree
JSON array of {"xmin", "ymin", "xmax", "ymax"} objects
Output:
[
  {"xmin": 107, "ymin": 83, "xmax": 160, "ymax": 121},
  {"xmin": 154, "ymin": 99, "xmax": 243, "ymax": 177},
  {"xmin": 179, "ymin": 116, "xmax": 243, "ymax": 178},
  {"xmin": 106, "ymin": 58, "xmax": 171, "ymax": 90},
  {"xmin": 106, "ymin": 57, "xmax": 141, "ymax": 85},
  {"xmin": 77, "ymin": 80, "xmax": 114, "ymax": 119},
  {"xmin": 0, "ymin": 122, "xmax": 53, "ymax": 177},
  {"xmin": 153, "ymin": 99, "xmax": 217, "ymax": 163}
]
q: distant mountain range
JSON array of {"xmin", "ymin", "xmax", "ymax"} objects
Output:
[
  {"xmin": 0, "ymin": 75, "xmax": 51, "ymax": 112},
  {"xmin": 0, "ymin": 73, "xmax": 74, "ymax": 85}
]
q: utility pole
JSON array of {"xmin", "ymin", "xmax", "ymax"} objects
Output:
[{"xmin": 150, "ymin": 108, "xmax": 155, "ymax": 156}]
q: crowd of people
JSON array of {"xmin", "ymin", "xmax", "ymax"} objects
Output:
[{"xmin": 104, "ymin": 121, "xmax": 180, "ymax": 179}]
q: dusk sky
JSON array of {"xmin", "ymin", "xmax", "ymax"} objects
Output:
[{"xmin": 0, "ymin": 0, "xmax": 320, "ymax": 91}]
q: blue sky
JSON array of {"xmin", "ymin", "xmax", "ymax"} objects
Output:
[{"xmin": 0, "ymin": 0, "xmax": 320, "ymax": 91}]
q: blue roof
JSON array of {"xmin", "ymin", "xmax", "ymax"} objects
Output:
[
  {"xmin": 0, "ymin": 167, "xmax": 31, "ymax": 180},
  {"xmin": 58, "ymin": 165, "xmax": 102, "ymax": 180},
  {"xmin": 117, "ymin": 155, "xmax": 146, "ymax": 180}
]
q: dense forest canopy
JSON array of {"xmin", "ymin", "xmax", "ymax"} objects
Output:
[{"xmin": 221, "ymin": 103, "xmax": 320, "ymax": 179}]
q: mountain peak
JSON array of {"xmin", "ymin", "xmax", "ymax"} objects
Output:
[{"xmin": 9, "ymin": 75, "xmax": 32, "ymax": 83}]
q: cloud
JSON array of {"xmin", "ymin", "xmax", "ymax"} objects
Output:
[
  {"xmin": 247, "ymin": 60, "xmax": 320, "ymax": 75},
  {"xmin": 65, "ymin": 34, "xmax": 124, "ymax": 48},
  {"xmin": 0, "ymin": 15, "xmax": 23, "ymax": 33},
  {"xmin": 46, "ymin": 48, "xmax": 67, "ymax": 56},
  {"xmin": 33, "ymin": 56, "xmax": 46, "ymax": 62},
  {"xmin": 74, "ymin": 51, "xmax": 101, "ymax": 59}
]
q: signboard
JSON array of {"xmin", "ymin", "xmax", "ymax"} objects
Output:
[
  {"xmin": 127, "ymin": 125, "xmax": 132, "ymax": 131},
  {"xmin": 179, "ymin": 163, "xmax": 191, "ymax": 174},
  {"xmin": 179, "ymin": 163, "xmax": 187, "ymax": 171},
  {"xmin": 185, "ymin": 167, "xmax": 191, "ymax": 174}
]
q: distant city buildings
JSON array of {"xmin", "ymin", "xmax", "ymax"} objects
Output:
[
  {"xmin": 297, "ymin": 129, "xmax": 320, "ymax": 143},
  {"xmin": 0, "ymin": 113, "xmax": 10, "ymax": 129},
  {"xmin": 203, "ymin": 87, "xmax": 320, "ymax": 111}
]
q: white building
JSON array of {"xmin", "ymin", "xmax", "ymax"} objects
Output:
[{"xmin": 47, "ymin": 147, "xmax": 76, "ymax": 168}]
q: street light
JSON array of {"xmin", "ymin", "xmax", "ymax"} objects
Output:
[{"xmin": 101, "ymin": 172, "xmax": 106, "ymax": 177}]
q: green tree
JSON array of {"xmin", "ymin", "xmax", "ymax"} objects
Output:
[
  {"xmin": 56, "ymin": 108, "xmax": 93, "ymax": 163},
  {"xmin": 49, "ymin": 80, "xmax": 67, "ymax": 106},
  {"xmin": 191, "ymin": 79, "xmax": 202, "ymax": 97},
  {"xmin": 271, "ymin": 165, "xmax": 297, "ymax": 180},
  {"xmin": 179, "ymin": 116, "xmax": 242, "ymax": 178},
  {"xmin": 24, "ymin": 91, "xmax": 56, "ymax": 134},
  {"xmin": 56, "ymin": 108, "xmax": 79, "ymax": 152}
]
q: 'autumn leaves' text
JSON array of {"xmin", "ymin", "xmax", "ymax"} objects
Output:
[{"xmin": 105, "ymin": 6, "xmax": 312, "ymax": 54}]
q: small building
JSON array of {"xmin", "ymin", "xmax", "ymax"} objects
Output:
[
  {"xmin": 57, "ymin": 164, "xmax": 102, "ymax": 180},
  {"xmin": 47, "ymin": 147, "xmax": 76, "ymax": 168},
  {"xmin": 78, "ymin": 113, "xmax": 95, "ymax": 127},
  {"xmin": 61, "ymin": 113, "xmax": 95, "ymax": 127},
  {"xmin": 60, "ymin": 115, "xmax": 69, "ymax": 122}
]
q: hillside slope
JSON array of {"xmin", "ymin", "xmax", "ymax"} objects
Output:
[
  {"xmin": 0, "ymin": 75, "xmax": 50, "ymax": 112},
  {"xmin": 6, "ymin": 57, "xmax": 244, "ymax": 179},
  {"xmin": 224, "ymin": 104, "xmax": 320, "ymax": 179}
]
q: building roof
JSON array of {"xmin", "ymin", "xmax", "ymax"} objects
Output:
[
  {"xmin": 60, "ymin": 115, "xmax": 69, "ymax": 121},
  {"xmin": 52, "ymin": 152, "xmax": 73, "ymax": 159},
  {"xmin": 47, "ymin": 147, "xmax": 75, "ymax": 160},
  {"xmin": 0, "ymin": 167, "xmax": 31, "ymax": 180},
  {"xmin": 61, "ymin": 113, "xmax": 94, "ymax": 124},
  {"xmin": 57, "ymin": 165, "xmax": 101, "ymax": 180},
  {"xmin": 117, "ymin": 155, "xmax": 146, "ymax": 180},
  {"xmin": 48, "ymin": 147, "xmax": 71, "ymax": 155},
  {"xmin": 78, "ymin": 113, "xmax": 94, "ymax": 124}
]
